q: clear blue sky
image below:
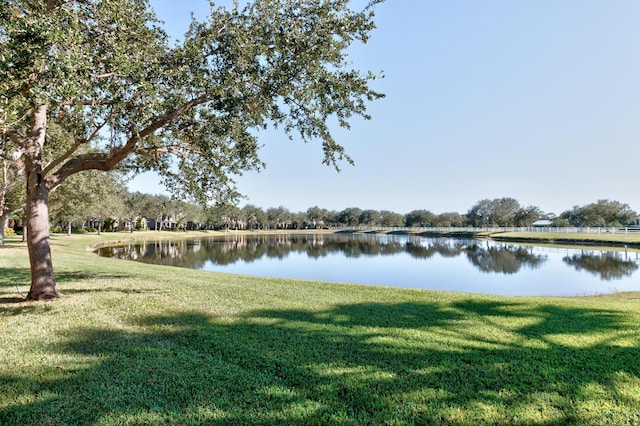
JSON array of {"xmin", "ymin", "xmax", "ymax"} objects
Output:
[{"xmin": 131, "ymin": 0, "xmax": 640, "ymax": 216}]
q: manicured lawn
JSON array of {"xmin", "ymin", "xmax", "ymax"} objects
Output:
[
  {"xmin": 493, "ymin": 231, "xmax": 640, "ymax": 247},
  {"xmin": 1, "ymin": 232, "xmax": 639, "ymax": 425}
]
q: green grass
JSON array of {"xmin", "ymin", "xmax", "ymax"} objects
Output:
[
  {"xmin": 354, "ymin": 228, "xmax": 640, "ymax": 248},
  {"xmin": 493, "ymin": 231, "xmax": 640, "ymax": 247},
  {"xmin": 1, "ymin": 232, "xmax": 640, "ymax": 425}
]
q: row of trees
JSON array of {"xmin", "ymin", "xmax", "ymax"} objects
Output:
[
  {"xmin": 4, "ymin": 172, "xmax": 636, "ymax": 236},
  {"xmin": 466, "ymin": 198, "xmax": 638, "ymax": 228},
  {"xmin": 83, "ymin": 195, "xmax": 640, "ymax": 231}
]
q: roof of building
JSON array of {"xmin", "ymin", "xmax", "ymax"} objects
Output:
[{"xmin": 532, "ymin": 220, "xmax": 553, "ymax": 226}]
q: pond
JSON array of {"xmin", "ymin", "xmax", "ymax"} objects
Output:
[{"xmin": 95, "ymin": 233, "xmax": 640, "ymax": 296}]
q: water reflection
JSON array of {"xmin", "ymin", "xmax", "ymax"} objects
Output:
[
  {"xmin": 97, "ymin": 233, "xmax": 640, "ymax": 283},
  {"xmin": 404, "ymin": 239, "xmax": 467, "ymax": 259},
  {"xmin": 563, "ymin": 251, "xmax": 639, "ymax": 280},
  {"xmin": 99, "ymin": 234, "xmax": 408, "ymax": 269},
  {"xmin": 465, "ymin": 243, "xmax": 547, "ymax": 274},
  {"xmin": 402, "ymin": 239, "xmax": 547, "ymax": 273}
]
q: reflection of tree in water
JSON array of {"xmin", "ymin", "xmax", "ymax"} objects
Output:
[
  {"xmin": 404, "ymin": 238, "xmax": 468, "ymax": 259},
  {"xmin": 98, "ymin": 235, "xmax": 553, "ymax": 275},
  {"xmin": 98, "ymin": 239, "xmax": 212, "ymax": 270},
  {"xmin": 303, "ymin": 235, "xmax": 405, "ymax": 259},
  {"xmin": 465, "ymin": 243, "xmax": 547, "ymax": 274},
  {"xmin": 563, "ymin": 251, "xmax": 639, "ymax": 280},
  {"xmin": 97, "ymin": 234, "xmax": 409, "ymax": 268}
]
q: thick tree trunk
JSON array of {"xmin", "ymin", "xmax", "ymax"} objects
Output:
[
  {"xmin": 25, "ymin": 168, "xmax": 58, "ymax": 299},
  {"xmin": 25, "ymin": 105, "xmax": 59, "ymax": 300}
]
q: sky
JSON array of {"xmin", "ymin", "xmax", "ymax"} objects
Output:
[{"xmin": 131, "ymin": 0, "xmax": 640, "ymax": 216}]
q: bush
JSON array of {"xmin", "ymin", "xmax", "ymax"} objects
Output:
[{"xmin": 3, "ymin": 227, "xmax": 16, "ymax": 237}]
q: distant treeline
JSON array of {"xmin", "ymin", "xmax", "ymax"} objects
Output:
[
  {"xmin": 4, "ymin": 176, "xmax": 638, "ymax": 234},
  {"xmin": 52, "ymin": 191, "xmax": 640, "ymax": 232}
]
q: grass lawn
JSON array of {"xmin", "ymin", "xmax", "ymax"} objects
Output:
[
  {"xmin": 1, "ymin": 232, "xmax": 640, "ymax": 425},
  {"xmin": 492, "ymin": 231, "xmax": 640, "ymax": 248}
]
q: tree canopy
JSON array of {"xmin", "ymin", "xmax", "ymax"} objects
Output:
[{"xmin": 560, "ymin": 200, "xmax": 636, "ymax": 227}]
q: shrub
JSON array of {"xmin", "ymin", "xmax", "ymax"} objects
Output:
[{"xmin": 3, "ymin": 227, "xmax": 16, "ymax": 237}]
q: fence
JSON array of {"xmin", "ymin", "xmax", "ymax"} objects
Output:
[{"xmin": 341, "ymin": 226, "xmax": 640, "ymax": 234}]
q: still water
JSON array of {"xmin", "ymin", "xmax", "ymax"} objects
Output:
[{"xmin": 96, "ymin": 233, "xmax": 640, "ymax": 296}]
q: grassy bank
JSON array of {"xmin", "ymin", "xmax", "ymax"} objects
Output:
[
  {"xmin": 352, "ymin": 228, "xmax": 640, "ymax": 248},
  {"xmin": 492, "ymin": 231, "xmax": 640, "ymax": 248},
  {"xmin": 1, "ymin": 232, "xmax": 640, "ymax": 425}
]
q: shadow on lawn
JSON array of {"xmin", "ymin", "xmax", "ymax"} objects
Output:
[
  {"xmin": 0, "ymin": 268, "xmax": 135, "ymax": 312},
  {"xmin": 1, "ymin": 267, "xmax": 133, "ymax": 288},
  {"xmin": 1, "ymin": 301, "xmax": 639, "ymax": 424}
]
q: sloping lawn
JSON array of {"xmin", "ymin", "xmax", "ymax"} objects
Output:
[
  {"xmin": 493, "ymin": 231, "xmax": 640, "ymax": 247},
  {"xmin": 1, "ymin": 232, "xmax": 639, "ymax": 425}
]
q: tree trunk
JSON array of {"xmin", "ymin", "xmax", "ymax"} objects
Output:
[
  {"xmin": 0, "ymin": 211, "xmax": 6, "ymax": 247},
  {"xmin": 25, "ymin": 169, "xmax": 58, "ymax": 299},
  {"xmin": 25, "ymin": 105, "xmax": 59, "ymax": 300}
]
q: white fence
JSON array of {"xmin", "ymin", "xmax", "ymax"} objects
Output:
[{"xmin": 342, "ymin": 226, "xmax": 640, "ymax": 234}]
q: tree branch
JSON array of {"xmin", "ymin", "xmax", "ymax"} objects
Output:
[
  {"xmin": 0, "ymin": 177, "xmax": 24, "ymax": 195},
  {"xmin": 42, "ymin": 138, "xmax": 86, "ymax": 177},
  {"xmin": 58, "ymin": 99, "xmax": 115, "ymax": 107},
  {"xmin": 0, "ymin": 149, "xmax": 21, "ymax": 162},
  {"xmin": 42, "ymin": 109, "xmax": 115, "ymax": 176},
  {"xmin": 47, "ymin": 93, "xmax": 214, "ymax": 189},
  {"xmin": 134, "ymin": 145, "xmax": 191, "ymax": 159},
  {"xmin": 91, "ymin": 72, "xmax": 118, "ymax": 79},
  {"xmin": 4, "ymin": 129, "xmax": 26, "ymax": 149}
]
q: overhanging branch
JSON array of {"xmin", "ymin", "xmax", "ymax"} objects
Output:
[
  {"xmin": 4, "ymin": 129, "xmax": 26, "ymax": 149},
  {"xmin": 46, "ymin": 93, "xmax": 214, "ymax": 189},
  {"xmin": 134, "ymin": 145, "xmax": 192, "ymax": 159},
  {"xmin": 42, "ymin": 108, "xmax": 116, "ymax": 176},
  {"xmin": 57, "ymin": 99, "xmax": 115, "ymax": 107}
]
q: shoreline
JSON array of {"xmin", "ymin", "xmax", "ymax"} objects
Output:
[
  {"xmin": 7, "ymin": 227, "xmax": 633, "ymax": 252},
  {"xmin": 341, "ymin": 228, "xmax": 640, "ymax": 249}
]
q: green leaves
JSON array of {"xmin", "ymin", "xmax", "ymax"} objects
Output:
[{"xmin": 3, "ymin": 0, "xmax": 384, "ymax": 206}]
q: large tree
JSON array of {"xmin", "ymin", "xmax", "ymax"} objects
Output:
[
  {"xmin": 379, "ymin": 209, "xmax": 404, "ymax": 227},
  {"xmin": 338, "ymin": 207, "xmax": 363, "ymax": 226},
  {"xmin": 1, "ymin": 0, "xmax": 384, "ymax": 299},
  {"xmin": 359, "ymin": 208, "xmax": 381, "ymax": 226},
  {"xmin": 467, "ymin": 198, "xmax": 522, "ymax": 227},
  {"xmin": 266, "ymin": 205, "xmax": 292, "ymax": 229},
  {"xmin": 405, "ymin": 209, "xmax": 434, "ymax": 228},
  {"xmin": 560, "ymin": 199, "xmax": 636, "ymax": 227},
  {"xmin": 49, "ymin": 170, "xmax": 126, "ymax": 234},
  {"xmin": 241, "ymin": 204, "xmax": 267, "ymax": 229}
]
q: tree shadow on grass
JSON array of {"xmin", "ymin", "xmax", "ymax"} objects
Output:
[
  {"xmin": 1, "ymin": 301, "xmax": 639, "ymax": 424},
  {"xmin": 1, "ymin": 267, "xmax": 134, "ymax": 288},
  {"xmin": 451, "ymin": 299, "xmax": 630, "ymax": 338},
  {"xmin": 0, "ymin": 268, "xmax": 137, "ymax": 313}
]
